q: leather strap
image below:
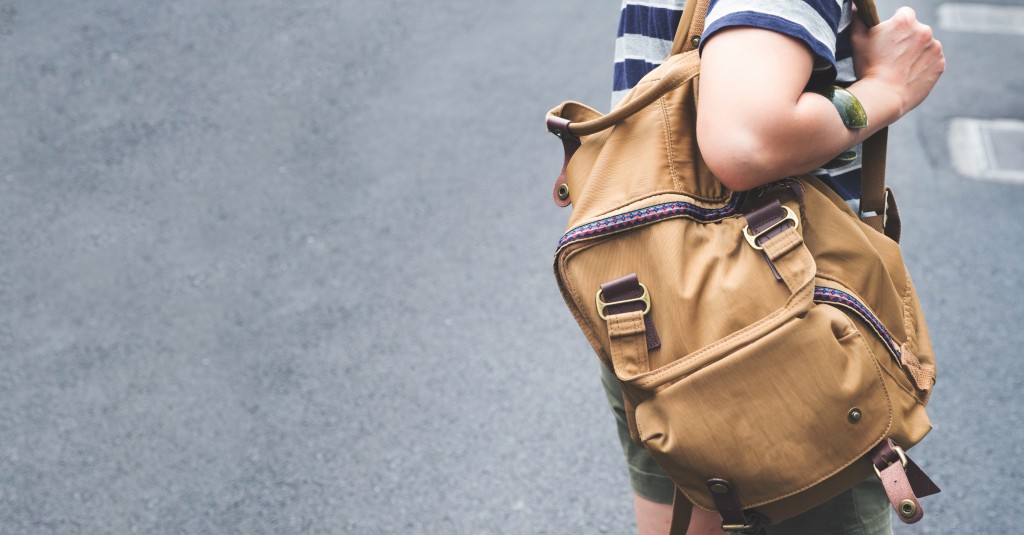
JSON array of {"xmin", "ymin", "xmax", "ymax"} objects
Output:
[
  {"xmin": 744, "ymin": 200, "xmax": 794, "ymax": 248},
  {"xmin": 848, "ymin": 0, "xmax": 891, "ymax": 234},
  {"xmin": 742, "ymin": 200, "xmax": 806, "ymax": 291},
  {"xmin": 669, "ymin": 487, "xmax": 693, "ymax": 535},
  {"xmin": 883, "ymin": 186, "xmax": 902, "ymax": 242},
  {"xmin": 870, "ymin": 439, "xmax": 941, "ymax": 524},
  {"xmin": 600, "ymin": 273, "xmax": 661, "ymax": 350},
  {"xmin": 546, "ymin": 116, "xmax": 579, "ymax": 207},
  {"xmin": 706, "ymin": 479, "xmax": 768, "ymax": 534}
]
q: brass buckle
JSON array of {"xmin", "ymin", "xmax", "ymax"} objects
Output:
[
  {"xmin": 721, "ymin": 521, "xmax": 758, "ymax": 533},
  {"xmin": 596, "ymin": 283, "xmax": 651, "ymax": 320},
  {"xmin": 742, "ymin": 205, "xmax": 799, "ymax": 251},
  {"xmin": 873, "ymin": 444, "xmax": 909, "ymax": 478}
]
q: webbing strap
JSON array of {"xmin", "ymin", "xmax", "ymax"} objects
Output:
[
  {"xmin": 849, "ymin": 0, "xmax": 890, "ymax": 235},
  {"xmin": 860, "ymin": 128, "xmax": 889, "ymax": 234}
]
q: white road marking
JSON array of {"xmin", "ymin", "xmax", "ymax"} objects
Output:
[
  {"xmin": 949, "ymin": 118, "xmax": 1024, "ymax": 184},
  {"xmin": 938, "ymin": 3, "xmax": 1024, "ymax": 34}
]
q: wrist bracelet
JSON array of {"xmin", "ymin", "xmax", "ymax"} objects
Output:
[{"xmin": 812, "ymin": 85, "xmax": 868, "ymax": 129}]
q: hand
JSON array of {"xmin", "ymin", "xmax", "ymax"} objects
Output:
[{"xmin": 851, "ymin": 6, "xmax": 945, "ymax": 118}]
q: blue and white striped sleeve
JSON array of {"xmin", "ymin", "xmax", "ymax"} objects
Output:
[
  {"xmin": 612, "ymin": 1, "xmax": 685, "ymax": 107},
  {"xmin": 698, "ymin": 0, "xmax": 846, "ymax": 86}
]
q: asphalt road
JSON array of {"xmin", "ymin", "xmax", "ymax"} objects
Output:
[{"xmin": 1, "ymin": 0, "xmax": 1021, "ymax": 533}]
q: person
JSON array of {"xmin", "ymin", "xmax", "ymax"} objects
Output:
[{"xmin": 604, "ymin": 1, "xmax": 944, "ymax": 534}]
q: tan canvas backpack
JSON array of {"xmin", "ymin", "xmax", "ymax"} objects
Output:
[{"xmin": 545, "ymin": 0, "xmax": 940, "ymax": 532}]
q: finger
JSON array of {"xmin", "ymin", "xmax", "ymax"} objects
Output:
[{"xmin": 893, "ymin": 6, "xmax": 917, "ymax": 23}]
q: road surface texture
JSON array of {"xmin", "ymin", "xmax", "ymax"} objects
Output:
[{"xmin": 1, "ymin": 0, "xmax": 1021, "ymax": 533}]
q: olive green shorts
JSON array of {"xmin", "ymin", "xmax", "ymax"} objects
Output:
[{"xmin": 600, "ymin": 364, "xmax": 893, "ymax": 535}]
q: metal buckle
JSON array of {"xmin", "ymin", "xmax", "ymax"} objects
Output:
[
  {"xmin": 742, "ymin": 205, "xmax": 799, "ymax": 250},
  {"xmin": 873, "ymin": 444, "xmax": 909, "ymax": 478},
  {"xmin": 721, "ymin": 521, "xmax": 759, "ymax": 533},
  {"xmin": 596, "ymin": 283, "xmax": 651, "ymax": 320},
  {"xmin": 859, "ymin": 189, "xmax": 890, "ymax": 226}
]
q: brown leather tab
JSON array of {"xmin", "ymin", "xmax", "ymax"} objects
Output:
[
  {"xmin": 870, "ymin": 439, "xmax": 940, "ymax": 524},
  {"xmin": 600, "ymin": 274, "xmax": 661, "ymax": 350},
  {"xmin": 706, "ymin": 479, "xmax": 768, "ymax": 534},
  {"xmin": 742, "ymin": 200, "xmax": 798, "ymax": 280},
  {"xmin": 744, "ymin": 200, "xmax": 791, "ymax": 247},
  {"xmin": 546, "ymin": 115, "xmax": 579, "ymax": 207},
  {"xmin": 878, "ymin": 462, "xmax": 923, "ymax": 524},
  {"xmin": 669, "ymin": 487, "xmax": 693, "ymax": 535}
]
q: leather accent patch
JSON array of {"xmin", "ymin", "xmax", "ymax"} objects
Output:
[
  {"xmin": 546, "ymin": 115, "xmax": 579, "ymax": 207},
  {"xmin": 600, "ymin": 274, "xmax": 661, "ymax": 350},
  {"xmin": 744, "ymin": 200, "xmax": 791, "ymax": 248},
  {"xmin": 706, "ymin": 479, "xmax": 768, "ymax": 534},
  {"xmin": 870, "ymin": 439, "xmax": 940, "ymax": 525}
]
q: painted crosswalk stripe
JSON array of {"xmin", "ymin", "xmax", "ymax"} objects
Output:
[
  {"xmin": 938, "ymin": 3, "xmax": 1024, "ymax": 34},
  {"xmin": 949, "ymin": 118, "xmax": 1024, "ymax": 184}
]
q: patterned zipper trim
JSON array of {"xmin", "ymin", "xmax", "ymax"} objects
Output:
[
  {"xmin": 813, "ymin": 286, "xmax": 902, "ymax": 364},
  {"xmin": 558, "ymin": 194, "xmax": 743, "ymax": 249}
]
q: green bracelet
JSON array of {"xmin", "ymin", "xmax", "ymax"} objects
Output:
[{"xmin": 812, "ymin": 85, "xmax": 868, "ymax": 129}]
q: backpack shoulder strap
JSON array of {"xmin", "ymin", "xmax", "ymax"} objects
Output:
[
  {"xmin": 670, "ymin": 0, "xmax": 712, "ymax": 56},
  {"xmin": 850, "ymin": 0, "xmax": 891, "ymax": 236}
]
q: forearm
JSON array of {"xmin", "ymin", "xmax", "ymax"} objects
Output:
[
  {"xmin": 696, "ymin": 8, "xmax": 943, "ymax": 193},
  {"xmin": 722, "ymin": 77, "xmax": 901, "ymax": 188},
  {"xmin": 696, "ymin": 29, "xmax": 900, "ymax": 191}
]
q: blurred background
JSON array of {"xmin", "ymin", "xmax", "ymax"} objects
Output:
[{"xmin": 1, "ymin": 0, "xmax": 1021, "ymax": 533}]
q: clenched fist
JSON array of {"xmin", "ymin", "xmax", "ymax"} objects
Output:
[{"xmin": 851, "ymin": 6, "xmax": 946, "ymax": 118}]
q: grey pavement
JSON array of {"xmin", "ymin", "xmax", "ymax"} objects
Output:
[{"xmin": 0, "ymin": 0, "xmax": 1020, "ymax": 533}]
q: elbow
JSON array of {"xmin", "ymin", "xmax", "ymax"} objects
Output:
[{"xmin": 696, "ymin": 126, "xmax": 779, "ymax": 192}]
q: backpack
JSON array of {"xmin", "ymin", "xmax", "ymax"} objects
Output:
[{"xmin": 545, "ymin": 0, "xmax": 940, "ymax": 532}]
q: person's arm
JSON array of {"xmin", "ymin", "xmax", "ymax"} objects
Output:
[{"xmin": 696, "ymin": 7, "xmax": 945, "ymax": 192}]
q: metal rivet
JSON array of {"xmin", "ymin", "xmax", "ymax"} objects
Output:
[
  {"xmin": 710, "ymin": 483, "xmax": 729, "ymax": 495},
  {"xmin": 557, "ymin": 184, "xmax": 570, "ymax": 200},
  {"xmin": 899, "ymin": 499, "xmax": 917, "ymax": 518},
  {"xmin": 690, "ymin": 35, "xmax": 700, "ymax": 47},
  {"xmin": 847, "ymin": 408, "xmax": 862, "ymax": 424}
]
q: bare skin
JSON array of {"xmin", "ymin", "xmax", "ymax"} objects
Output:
[
  {"xmin": 633, "ymin": 494, "xmax": 725, "ymax": 535},
  {"xmin": 631, "ymin": 6, "xmax": 945, "ymax": 535},
  {"xmin": 696, "ymin": 7, "xmax": 945, "ymax": 192}
]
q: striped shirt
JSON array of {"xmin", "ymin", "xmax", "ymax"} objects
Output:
[{"xmin": 613, "ymin": 0, "xmax": 862, "ymax": 208}]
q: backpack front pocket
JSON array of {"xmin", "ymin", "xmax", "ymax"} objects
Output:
[{"xmin": 634, "ymin": 302, "xmax": 893, "ymax": 512}]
